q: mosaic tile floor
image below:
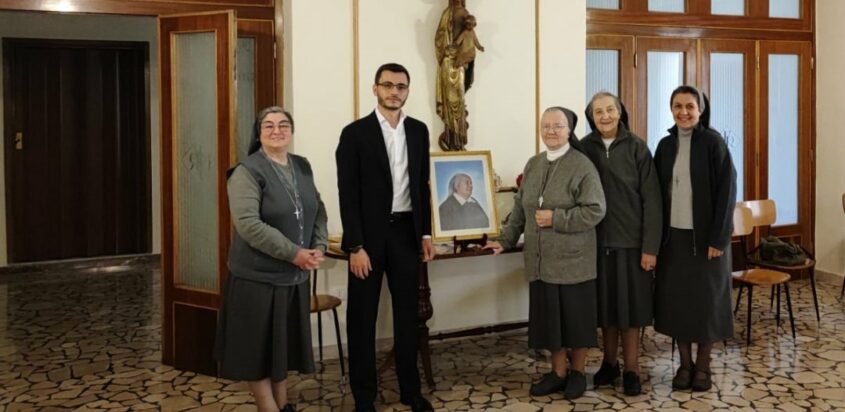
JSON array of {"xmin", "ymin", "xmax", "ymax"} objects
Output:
[{"xmin": 2, "ymin": 261, "xmax": 845, "ymax": 411}]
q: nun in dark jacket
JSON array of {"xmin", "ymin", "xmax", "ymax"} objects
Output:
[
  {"xmin": 653, "ymin": 86, "xmax": 736, "ymax": 393},
  {"xmin": 581, "ymin": 92, "xmax": 662, "ymax": 396}
]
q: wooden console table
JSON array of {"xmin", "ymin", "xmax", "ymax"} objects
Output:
[{"xmin": 326, "ymin": 244, "xmax": 523, "ymax": 387}]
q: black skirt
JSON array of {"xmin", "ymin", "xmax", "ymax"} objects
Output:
[
  {"xmin": 596, "ymin": 248, "xmax": 654, "ymax": 329},
  {"xmin": 528, "ymin": 280, "xmax": 597, "ymax": 350},
  {"xmin": 214, "ymin": 274, "xmax": 315, "ymax": 382},
  {"xmin": 654, "ymin": 228, "xmax": 734, "ymax": 343}
]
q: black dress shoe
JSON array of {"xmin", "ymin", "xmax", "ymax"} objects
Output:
[
  {"xmin": 672, "ymin": 364, "xmax": 694, "ymax": 390},
  {"xmin": 691, "ymin": 369, "xmax": 712, "ymax": 392},
  {"xmin": 280, "ymin": 404, "xmax": 295, "ymax": 412},
  {"xmin": 402, "ymin": 395, "xmax": 433, "ymax": 412},
  {"xmin": 529, "ymin": 371, "xmax": 567, "ymax": 396},
  {"xmin": 622, "ymin": 371, "xmax": 642, "ymax": 396},
  {"xmin": 593, "ymin": 362, "xmax": 620, "ymax": 387},
  {"xmin": 563, "ymin": 370, "xmax": 587, "ymax": 400}
]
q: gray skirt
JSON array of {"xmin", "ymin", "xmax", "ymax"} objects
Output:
[
  {"xmin": 214, "ymin": 274, "xmax": 315, "ymax": 382},
  {"xmin": 654, "ymin": 228, "xmax": 734, "ymax": 343},
  {"xmin": 597, "ymin": 247, "xmax": 654, "ymax": 329},
  {"xmin": 528, "ymin": 280, "xmax": 597, "ymax": 350}
]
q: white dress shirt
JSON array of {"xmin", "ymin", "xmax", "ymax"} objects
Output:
[{"xmin": 375, "ymin": 107, "xmax": 412, "ymax": 212}]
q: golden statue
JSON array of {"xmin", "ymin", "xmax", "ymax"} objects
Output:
[{"xmin": 435, "ymin": 0, "xmax": 483, "ymax": 151}]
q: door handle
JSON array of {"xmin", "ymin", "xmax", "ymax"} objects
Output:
[{"xmin": 14, "ymin": 132, "xmax": 23, "ymax": 150}]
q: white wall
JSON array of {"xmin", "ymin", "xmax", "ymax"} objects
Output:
[
  {"xmin": 815, "ymin": 0, "xmax": 845, "ymax": 279},
  {"xmin": 0, "ymin": 11, "xmax": 161, "ymax": 265},
  {"xmin": 286, "ymin": 0, "xmax": 586, "ymax": 346}
]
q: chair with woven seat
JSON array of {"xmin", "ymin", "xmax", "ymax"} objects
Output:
[
  {"xmin": 310, "ymin": 259, "xmax": 346, "ymax": 390},
  {"xmin": 737, "ymin": 199, "xmax": 819, "ymax": 322},
  {"xmin": 732, "ymin": 204, "xmax": 796, "ymax": 345}
]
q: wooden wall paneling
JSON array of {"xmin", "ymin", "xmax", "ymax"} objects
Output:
[
  {"xmin": 587, "ymin": 23, "xmax": 813, "ymax": 42},
  {"xmin": 587, "ymin": 0, "xmax": 811, "ymax": 32},
  {"xmin": 0, "ymin": 0, "xmax": 273, "ymax": 19}
]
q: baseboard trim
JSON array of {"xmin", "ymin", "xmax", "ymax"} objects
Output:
[{"xmin": 816, "ymin": 269, "xmax": 844, "ymax": 285}]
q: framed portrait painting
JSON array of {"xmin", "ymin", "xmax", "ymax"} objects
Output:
[{"xmin": 430, "ymin": 150, "xmax": 499, "ymax": 241}]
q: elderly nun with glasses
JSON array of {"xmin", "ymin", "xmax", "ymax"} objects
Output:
[
  {"xmin": 215, "ymin": 106, "xmax": 328, "ymax": 412},
  {"xmin": 485, "ymin": 106, "xmax": 605, "ymax": 400}
]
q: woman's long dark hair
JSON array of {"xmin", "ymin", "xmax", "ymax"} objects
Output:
[{"xmin": 247, "ymin": 106, "xmax": 295, "ymax": 155}]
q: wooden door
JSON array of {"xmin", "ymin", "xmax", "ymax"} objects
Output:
[
  {"xmin": 159, "ymin": 10, "xmax": 236, "ymax": 375},
  {"xmin": 700, "ymin": 39, "xmax": 757, "ymax": 203},
  {"xmin": 634, "ymin": 37, "xmax": 697, "ymax": 148},
  {"xmin": 2, "ymin": 38, "xmax": 151, "ymax": 263},
  {"xmin": 759, "ymin": 41, "xmax": 814, "ymax": 251},
  {"xmin": 586, "ymin": 35, "xmax": 635, "ymax": 128}
]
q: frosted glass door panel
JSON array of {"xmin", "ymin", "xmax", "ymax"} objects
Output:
[
  {"xmin": 174, "ymin": 31, "xmax": 219, "ymax": 290},
  {"xmin": 587, "ymin": 0, "xmax": 619, "ymax": 9},
  {"xmin": 770, "ymin": 0, "xmax": 800, "ymax": 18},
  {"xmin": 586, "ymin": 49, "xmax": 619, "ymax": 134},
  {"xmin": 712, "ymin": 0, "xmax": 745, "ymax": 15},
  {"xmin": 237, "ymin": 37, "xmax": 256, "ymax": 162},
  {"xmin": 767, "ymin": 54, "xmax": 799, "ymax": 225},
  {"xmin": 709, "ymin": 53, "xmax": 745, "ymax": 202},
  {"xmin": 647, "ymin": 52, "xmax": 684, "ymax": 152},
  {"xmin": 649, "ymin": 0, "xmax": 684, "ymax": 12}
]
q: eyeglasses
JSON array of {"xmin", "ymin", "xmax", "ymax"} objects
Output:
[
  {"xmin": 261, "ymin": 122, "xmax": 292, "ymax": 132},
  {"xmin": 377, "ymin": 82, "xmax": 409, "ymax": 92},
  {"xmin": 541, "ymin": 124, "xmax": 569, "ymax": 133}
]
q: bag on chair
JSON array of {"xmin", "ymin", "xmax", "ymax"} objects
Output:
[{"xmin": 759, "ymin": 236, "xmax": 807, "ymax": 266}]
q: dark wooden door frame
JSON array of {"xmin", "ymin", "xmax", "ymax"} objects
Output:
[{"xmin": 2, "ymin": 37, "xmax": 152, "ymax": 262}]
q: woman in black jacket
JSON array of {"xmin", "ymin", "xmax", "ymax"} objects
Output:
[
  {"xmin": 581, "ymin": 92, "xmax": 662, "ymax": 396},
  {"xmin": 653, "ymin": 86, "xmax": 737, "ymax": 392}
]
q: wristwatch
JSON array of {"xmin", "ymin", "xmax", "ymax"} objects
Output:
[{"xmin": 349, "ymin": 245, "xmax": 364, "ymax": 254}]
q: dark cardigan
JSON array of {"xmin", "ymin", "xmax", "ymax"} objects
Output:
[{"xmin": 653, "ymin": 123, "xmax": 736, "ymax": 253}]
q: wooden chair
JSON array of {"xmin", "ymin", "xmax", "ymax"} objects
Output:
[
  {"xmin": 310, "ymin": 260, "xmax": 346, "ymax": 390},
  {"xmin": 738, "ymin": 199, "xmax": 819, "ymax": 322},
  {"xmin": 732, "ymin": 204, "xmax": 796, "ymax": 344}
]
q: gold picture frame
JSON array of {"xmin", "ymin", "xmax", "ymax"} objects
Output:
[{"xmin": 430, "ymin": 150, "xmax": 499, "ymax": 241}]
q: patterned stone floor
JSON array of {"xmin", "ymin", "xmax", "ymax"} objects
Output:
[{"xmin": 2, "ymin": 260, "xmax": 845, "ymax": 411}]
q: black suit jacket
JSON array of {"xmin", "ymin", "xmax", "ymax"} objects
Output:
[{"xmin": 336, "ymin": 111, "xmax": 432, "ymax": 253}]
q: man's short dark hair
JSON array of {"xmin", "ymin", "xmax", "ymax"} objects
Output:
[{"xmin": 374, "ymin": 63, "xmax": 410, "ymax": 84}]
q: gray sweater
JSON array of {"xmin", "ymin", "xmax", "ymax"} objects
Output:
[
  {"xmin": 227, "ymin": 153, "xmax": 328, "ymax": 285},
  {"xmin": 498, "ymin": 149, "xmax": 606, "ymax": 285}
]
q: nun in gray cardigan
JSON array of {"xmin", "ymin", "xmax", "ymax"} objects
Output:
[
  {"xmin": 653, "ymin": 86, "xmax": 736, "ymax": 393},
  {"xmin": 485, "ymin": 106, "xmax": 605, "ymax": 400},
  {"xmin": 214, "ymin": 107, "xmax": 328, "ymax": 412},
  {"xmin": 581, "ymin": 92, "xmax": 662, "ymax": 396}
]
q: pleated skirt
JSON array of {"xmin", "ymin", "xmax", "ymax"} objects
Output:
[
  {"xmin": 654, "ymin": 228, "xmax": 734, "ymax": 343},
  {"xmin": 596, "ymin": 247, "xmax": 654, "ymax": 329},
  {"xmin": 214, "ymin": 274, "xmax": 315, "ymax": 382},
  {"xmin": 528, "ymin": 279, "xmax": 598, "ymax": 350}
]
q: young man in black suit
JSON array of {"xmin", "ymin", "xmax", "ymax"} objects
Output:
[{"xmin": 336, "ymin": 63, "xmax": 436, "ymax": 412}]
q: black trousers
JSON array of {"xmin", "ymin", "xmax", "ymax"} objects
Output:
[{"xmin": 346, "ymin": 217, "xmax": 421, "ymax": 407}]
